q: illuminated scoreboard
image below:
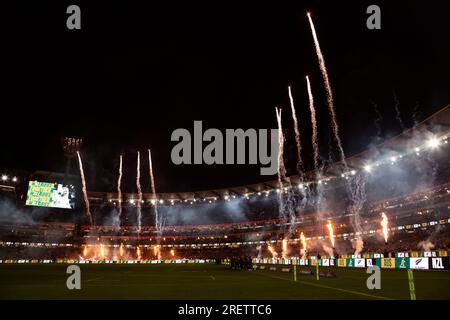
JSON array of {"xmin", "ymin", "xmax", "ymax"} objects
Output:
[{"xmin": 25, "ymin": 181, "xmax": 75, "ymax": 209}]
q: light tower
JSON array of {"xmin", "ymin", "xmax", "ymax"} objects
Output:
[{"xmin": 62, "ymin": 137, "xmax": 83, "ymax": 177}]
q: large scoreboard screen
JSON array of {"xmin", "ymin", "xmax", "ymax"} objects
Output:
[{"xmin": 25, "ymin": 181, "xmax": 76, "ymax": 209}]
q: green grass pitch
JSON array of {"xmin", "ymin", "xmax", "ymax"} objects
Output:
[{"xmin": 0, "ymin": 264, "xmax": 449, "ymax": 299}]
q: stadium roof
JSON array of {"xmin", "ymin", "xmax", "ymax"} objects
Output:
[{"xmin": 88, "ymin": 104, "xmax": 450, "ymax": 203}]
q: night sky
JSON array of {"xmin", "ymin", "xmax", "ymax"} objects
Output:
[{"xmin": 2, "ymin": 1, "xmax": 450, "ymax": 193}]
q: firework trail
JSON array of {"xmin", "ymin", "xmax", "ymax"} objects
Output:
[
  {"xmin": 288, "ymin": 86, "xmax": 309, "ymax": 231},
  {"xmin": 288, "ymin": 86, "xmax": 304, "ymax": 175},
  {"xmin": 275, "ymin": 107, "xmax": 287, "ymax": 187},
  {"xmin": 148, "ymin": 149, "xmax": 162, "ymax": 235},
  {"xmin": 136, "ymin": 151, "xmax": 143, "ymax": 234},
  {"xmin": 306, "ymin": 74, "xmax": 326, "ymax": 235},
  {"xmin": 117, "ymin": 155, "xmax": 123, "ymax": 217},
  {"xmin": 275, "ymin": 107, "xmax": 287, "ymax": 222},
  {"xmin": 370, "ymin": 100, "xmax": 383, "ymax": 138},
  {"xmin": 380, "ymin": 212, "xmax": 389, "ymax": 243},
  {"xmin": 275, "ymin": 107, "xmax": 296, "ymax": 233},
  {"xmin": 267, "ymin": 244, "xmax": 278, "ymax": 258},
  {"xmin": 100, "ymin": 243, "xmax": 105, "ymax": 259},
  {"xmin": 326, "ymin": 220, "xmax": 335, "ymax": 248},
  {"xmin": 392, "ymin": 90, "xmax": 405, "ymax": 131},
  {"xmin": 136, "ymin": 246, "xmax": 141, "ymax": 260},
  {"xmin": 300, "ymin": 232, "xmax": 307, "ymax": 258},
  {"xmin": 306, "ymin": 75, "xmax": 320, "ymax": 171},
  {"xmin": 308, "ymin": 11, "xmax": 370, "ymax": 251},
  {"xmin": 120, "ymin": 242, "xmax": 124, "ymax": 257},
  {"xmin": 76, "ymin": 152, "xmax": 93, "ymax": 225},
  {"xmin": 307, "ymin": 12, "xmax": 346, "ymax": 167},
  {"xmin": 153, "ymin": 245, "xmax": 161, "ymax": 260},
  {"xmin": 348, "ymin": 172, "xmax": 367, "ymax": 255},
  {"xmin": 352, "ymin": 238, "xmax": 364, "ymax": 257},
  {"xmin": 282, "ymin": 239, "xmax": 288, "ymax": 258}
]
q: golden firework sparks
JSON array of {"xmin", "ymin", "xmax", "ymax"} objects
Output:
[
  {"xmin": 326, "ymin": 221, "xmax": 335, "ymax": 248},
  {"xmin": 267, "ymin": 244, "xmax": 278, "ymax": 258},
  {"xmin": 282, "ymin": 239, "xmax": 288, "ymax": 258},
  {"xmin": 300, "ymin": 232, "xmax": 307, "ymax": 257},
  {"xmin": 380, "ymin": 212, "xmax": 389, "ymax": 243}
]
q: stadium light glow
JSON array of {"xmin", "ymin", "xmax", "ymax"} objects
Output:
[
  {"xmin": 12, "ymin": 177, "xmax": 17, "ymax": 182},
  {"xmin": 1, "ymin": 175, "xmax": 7, "ymax": 181},
  {"xmin": 364, "ymin": 165, "xmax": 372, "ymax": 173},
  {"xmin": 350, "ymin": 170, "xmax": 356, "ymax": 175},
  {"xmin": 159, "ymin": 199, "xmax": 164, "ymax": 204},
  {"xmin": 427, "ymin": 137, "xmax": 440, "ymax": 149}
]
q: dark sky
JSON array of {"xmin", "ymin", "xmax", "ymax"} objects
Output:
[{"xmin": 2, "ymin": 1, "xmax": 450, "ymax": 193}]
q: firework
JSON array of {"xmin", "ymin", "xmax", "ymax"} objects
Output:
[
  {"xmin": 267, "ymin": 244, "xmax": 278, "ymax": 258},
  {"xmin": 306, "ymin": 76, "xmax": 319, "ymax": 170},
  {"xmin": 326, "ymin": 221, "xmax": 335, "ymax": 248},
  {"xmin": 300, "ymin": 232, "xmax": 307, "ymax": 258},
  {"xmin": 282, "ymin": 239, "xmax": 288, "ymax": 258},
  {"xmin": 153, "ymin": 245, "xmax": 161, "ymax": 259},
  {"xmin": 307, "ymin": 12, "xmax": 346, "ymax": 165},
  {"xmin": 380, "ymin": 212, "xmax": 389, "ymax": 243},
  {"xmin": 100, "ymin": 243, "xmax": 105, "ymax": 259},
  {"xmin": 76, "ymin": 152, "xmax": 93, "ymax": 225},
  {"xmin": 348, "ymin": 173, "xmax": 367, "ymax": 255},
  {"xmin": 117, "ymin": 155, "xmax": 123, "ymax": 217},
  {"xmin": 83, "ymin": 245, "xmax": 88, "ymax": 258},
  {"xmin": 170, "ymin": 249, "xmax": 175, "ymax": 257},
  {"xmin": 136, "ymin": 246, "xmax": 141, "ymax": 259},
  {"xmin": 288, "ymin": 86, "xmax": 304, "ymax": 173},
  {"xmin": 275, "ymin": 107, "xmax": 286, "ymax": 188},
  {"xmin": 148, "ymin": 149, "xmax": 161, "ymax": 235},
  {"xmin": 120, "ymin": 242, "xmax": 124, "ymax": 257},
  {"xmin": 392, "ymin": 90, "xmax": 405, "ymax": 131},
  {"xmin": 136, "ymin": 152, "xmax": 143, "ymax": 234},
  {"xmin": 275, "ymin": 107, "xmax": 288, "ymax": 224}
]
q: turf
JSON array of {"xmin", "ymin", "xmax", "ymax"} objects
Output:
[{"xmin": 0, "ymin": 264, "xmax": 449, "ymax": 300}]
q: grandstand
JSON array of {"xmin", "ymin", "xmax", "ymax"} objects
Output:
[
  {"xmin": 1, "ymin": 105, "xmax": 450, "ymax": 300},
  {"xmin": 0, "ymin": 105, "xmax": 449, "ymax": 263}
]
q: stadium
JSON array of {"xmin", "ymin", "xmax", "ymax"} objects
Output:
[
  {"xmin": 1, "ymin": 105, "xmax": 450, "ymax": 300},
  {"xmin": 2, "ymin": 2, "xmax": 450, "ymax": 302}
]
